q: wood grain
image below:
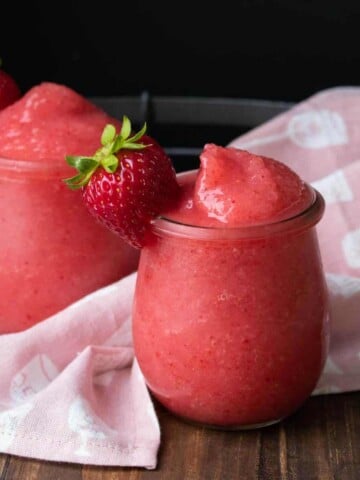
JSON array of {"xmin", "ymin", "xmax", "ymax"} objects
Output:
[
  {"xmin": 1, "ymin": 392, "xmax": 360, "ymax": 480},
  {"xmin": 0, "ymin": 455, "xmax": 8, "ymax": 479}
]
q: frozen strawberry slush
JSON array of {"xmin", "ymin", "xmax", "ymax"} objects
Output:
[
  {"xmin": 0, "ymin": 83, "xmax": 139, "ymax": 333},
  {"xmin": 133, "ymin": 145, "xmax": 328, "ymax": 427},
  {"xmin": 165, "ymin": 144, "xmax": 313, "ymax": 226}
]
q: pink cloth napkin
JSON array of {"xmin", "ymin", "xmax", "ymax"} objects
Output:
[
  {"xmin": 0, "ymin": 273, "xmax": 160, "ymax": 468},
  {"xmin": 0, "ymin": 86, "xmax": 359, "ymax": 468}
]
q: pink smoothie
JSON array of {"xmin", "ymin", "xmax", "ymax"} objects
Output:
[
  {"xmin": 133, "ymin": 145, "xmax": 328, "ymax": 428},
  {"xmin": 0, "ymin": 83, "xmax": 139, "ymax": 333}
]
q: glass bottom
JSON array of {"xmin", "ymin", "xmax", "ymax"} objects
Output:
[{"xmin": 172, "ymin": 412, "xmax": 283, "ymax": 431}]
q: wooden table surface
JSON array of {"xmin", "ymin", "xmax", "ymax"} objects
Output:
[{"xmin": 0, "ymin": 392, "xmax": 359, "ymax": 480}]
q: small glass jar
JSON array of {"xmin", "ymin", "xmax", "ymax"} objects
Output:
[
  {"xmin": 0, "ymin": 156, "xmax": 139, "ymax": 334},
  {"xmin": 132, "ymin": 181, "xmax": 328, "ymax": 429}
]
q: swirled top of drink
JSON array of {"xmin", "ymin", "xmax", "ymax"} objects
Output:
[
  {"xmin": 164, "ymin": 144, "xmax": 314, "ymax": 226},
  {"xmin": 0, "ymin": 82, "xmax": 121, "ymax": 163}
]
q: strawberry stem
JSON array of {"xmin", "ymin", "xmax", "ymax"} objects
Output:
[{"xmin": 64, "ymin": 116, "xmax": 148, "ymax": 190}]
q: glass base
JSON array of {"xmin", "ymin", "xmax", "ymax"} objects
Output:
[{"xmin": 173, "ymin": 413, "xmax": 283, "ymax": 431}]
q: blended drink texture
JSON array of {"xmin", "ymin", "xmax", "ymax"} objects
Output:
[
  {"xmin": 0, "ymin": 83, "xmax": 139, "ymax": 333},
  {"xmin": 133, "ymin": 145, "xmax": 328, "ymax": 427}
]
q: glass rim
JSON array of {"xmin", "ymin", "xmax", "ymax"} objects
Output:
[
  {"xmin": 151, "ymin": 182, "xmax": 325, "ymax": 241},
  {"xmin": 0, "ymin": 155, "xmax": 70, "ymax": 178}
]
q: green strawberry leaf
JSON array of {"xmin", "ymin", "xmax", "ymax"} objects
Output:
[
  {"xmin": 119, "ymin": 116, "xmax": 131, "ymax": 140},
  {"xmin": 101, "ymin": 124, "xmax": 116, "ymax": 146},
  {"xmin": 122, "ymin": 142, "xmax": 148, "ymax": 150},
  {"xmin": 63, "ymin": 172, "xmax": 89, "ymax": 190},
  {"xmin": 66, "ymin": 156, "xmax": 98, "ymax": 174},
  {"xmin": 113, "ymin": 135, "xmax": 125, "ymax": 152},
  {"xmin": 127, "ymin": 122, "xmax": 147, "ymax": 143}
]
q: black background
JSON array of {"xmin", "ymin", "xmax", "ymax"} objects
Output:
[{"xmin": 2, "ymin": 0, "xmax": 360, "ymax": 103}]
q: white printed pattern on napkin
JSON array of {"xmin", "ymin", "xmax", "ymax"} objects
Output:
[
  {"xmin": 237, "ymin": 109, "xmax": 348, "ymax": 150},
  {"xmin": 0, "ymin": 354, "xmax": 58, "ymax": 451},
  {"xmin": 311, "ymin": 169, "xmax": 354, "ymax": 205},
  {"xmin": 342, "ymin": 229, "xmax": 360, "ymax": 269},
  {"xmin": 68, "ymin": 395, "xmax": 115, "ymax": 457},
  {"xmin": 10, "ymin": 354, "xmax": 59, "ymax": 404}
]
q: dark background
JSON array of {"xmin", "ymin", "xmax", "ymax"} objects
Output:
[
  {"xmin": 2, "ymin": 0, "xmax": 360, "ymax": 102},
  {"xmin": 1, "ymin": 0, "xmax": 360, "ymax": 170}
]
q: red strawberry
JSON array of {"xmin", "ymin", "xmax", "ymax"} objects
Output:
[
  {"xmin": 64, "ymin": 116, "xmax": 180, "ymax": 248},
  {"xmin": 0, "ymin": 59, "xmax": 21, "ymax": 110}
]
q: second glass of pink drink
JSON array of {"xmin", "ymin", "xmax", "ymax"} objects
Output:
[
  {"xmin": 0, "ymin": 83, "xmax": 139, "ymax": 333},
  {"xmin": 133, "ymin": 145, "xmax": 329, "ymax": 428}
]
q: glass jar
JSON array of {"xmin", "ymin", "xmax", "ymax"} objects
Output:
[
  {"xmin": 0, "ymin": 156, "xmax": 139, "ymax": 334},
  {"xmin": 132, "ymin": 182, "xmax": 328, "ymax": 429}
]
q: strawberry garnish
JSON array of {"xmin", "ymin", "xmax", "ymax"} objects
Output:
[
  {"xmin": 64, "ymin": 116, "xmax": 180, "ymax": 248},
  {"xmin": 0, "ymin": 59, "xmax": 21, "ymax": 110}
]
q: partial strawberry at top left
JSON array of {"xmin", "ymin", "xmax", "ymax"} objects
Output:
[{"xmin": 0, "ymin": 60, "xmax": 21, "ymax": 110}]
